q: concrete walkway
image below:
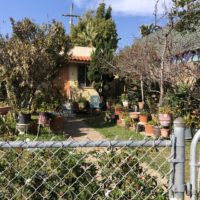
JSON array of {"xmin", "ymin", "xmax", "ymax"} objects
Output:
[{"xmin": 62, "ymin": 117, "xmax": 104, "ymax": 141}]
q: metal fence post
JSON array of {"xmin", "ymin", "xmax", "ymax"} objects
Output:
[{"xmin": 173, "ymin": 117, "xmax": 185, "ymax": 199}]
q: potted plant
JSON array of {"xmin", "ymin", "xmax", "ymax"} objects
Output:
[
  {"xmin": 139, "ymin": 110, "xmax": 148, "ymax": 123},
  {"xmin": 152, "ymin": 115, "xmax": 161, "ymax": 138},
  {"xmin": 124, "ymin": 116, "xmax": 132, "ymax": 128},
  {"xmin": 120, "ymin": 94, "xmax": 129, "ymax": 107},
  {"xmin": 158, "ymin": 105, "xmax": 173, "ymax": 127},
  {"xmin": 145, "ymin": 120, "xmax": 154, "ymax": 136},
  {"xmin": 184, "ymin": 113, "xmax": 197, "ymax": 140},
  {"xmin": 0, "ymin": 101, "xmax": 10, "ymax": 115},
  {"xmin": 115, "ymin": 104, "xmax": 122, "ymax": 115},
  {"xmin": 78, "ymin": 97, "xmax": 87, "ymax": 110}
]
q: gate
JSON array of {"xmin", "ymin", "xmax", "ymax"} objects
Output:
[{"xmin": 189, "ymin": 129, "xmax": 200, "ymax": 200}]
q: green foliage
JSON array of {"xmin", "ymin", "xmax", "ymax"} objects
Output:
[
  {"xmin": 158, "ymin": 105, "xmax": 173, "ymax": 114},
  {"xmin": 139, "ymin": 24, "xmax": 161, "ymax": 37},
  {"xmin": 0, "ymin": 148, "xmax": 167, "ymax": 199},
  {"xmin": 71, "ymin": 3, "xmax": 118, "ymax": 93},
  {"xmin": 0, "ymin": 18, "xmax": 72, "ymax": 112},
  {"xmin": 0, "ymin": 114, "xmax": 16, "ymax": 136},
  {"xmin": 172, "ymin": 0, "xmax": 200, "ymax": 32},
  {"xmin": 120, "ymin": 93, "xmax": 129, "ymax": 101}
]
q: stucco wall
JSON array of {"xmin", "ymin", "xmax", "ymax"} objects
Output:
[{"xmin": 58, "ymin": 63, "xmax": 99, "ymax": 102}]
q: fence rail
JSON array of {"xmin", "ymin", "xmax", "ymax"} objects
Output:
[
  {"xmin": 0, "ymin": 139, "xmax": 173, "ymax": 200},
  {"xmin": 0, "ymin": 140, "xmax": 172, "ymax": 148}
]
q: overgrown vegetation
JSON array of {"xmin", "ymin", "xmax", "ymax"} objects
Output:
[{"xmin": 0, "ymin": 148, "xmax": 167, "ymax": 199}]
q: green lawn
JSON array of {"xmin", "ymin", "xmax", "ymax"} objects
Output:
[{"xmin": 83, "ymin": 113, "xmax": 144, "ymax": 140}]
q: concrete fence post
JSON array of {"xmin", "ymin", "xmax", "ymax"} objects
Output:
[{"xmin": 173, "ymin": 117, "xmax": 185, "ymax": 199}]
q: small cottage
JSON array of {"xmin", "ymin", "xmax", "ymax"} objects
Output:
[{"xmin": 57, "ymin": 46, "xmax": 100, "ymax": 108}]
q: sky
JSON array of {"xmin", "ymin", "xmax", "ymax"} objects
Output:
[{"xmin": 0, "ymin": 0, "xmax": 171, "ymax": 48}]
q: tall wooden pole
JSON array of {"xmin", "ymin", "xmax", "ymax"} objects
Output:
[{"xmin": 62, "ymin": 2, "xmax": 80, "ymax": 35}]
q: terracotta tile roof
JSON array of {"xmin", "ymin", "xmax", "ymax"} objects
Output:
[{"xmin": 71, "ymin": 55, "xmax": 91, "ymax": 61}]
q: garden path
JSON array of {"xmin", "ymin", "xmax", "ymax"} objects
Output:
[{"xmin": 62, "ymin": 117, "xmax": 104, "ymax": 141}]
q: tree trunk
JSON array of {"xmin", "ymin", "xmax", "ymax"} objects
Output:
[
  {"xmin": 159, "ymin": 35, "xmax": 168, "ymax": 106},
  {"xmin": 140, "ymin": 73, "xmax": 144, "ymax": 102}
]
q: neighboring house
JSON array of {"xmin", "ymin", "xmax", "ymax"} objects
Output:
[
  {"xmin": 136, "ymin": 26, "xmax": 200, "ymax": 86},
  {"xmin": 138, "ymin": 26, "xmax": 200, "ymax": 63},
  {"xmin": 57, "ymin": 46, "xmax": 100, "ymax": 107}
]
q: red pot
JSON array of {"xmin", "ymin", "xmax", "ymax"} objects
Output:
[
  {"xmin": 145, "ymin": 124, "xmax": 154, "ymax": 136},
  {"xmin": 139, "ymin": 115, "xmax": 148, "ymax": 123}
]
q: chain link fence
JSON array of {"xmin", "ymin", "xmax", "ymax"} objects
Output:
[{"xmin": 0, "ymin": 139, "xmax": 173, "ymax": 200}]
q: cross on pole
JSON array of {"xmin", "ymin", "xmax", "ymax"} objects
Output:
[{"xmin": 62, "ymin": 2, "xmax": 80, "ymax": 35}]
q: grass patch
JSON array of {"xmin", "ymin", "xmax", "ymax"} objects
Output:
[{"xmin": 83, "ymin": 112, "xmax": 144, "ymax": 140}]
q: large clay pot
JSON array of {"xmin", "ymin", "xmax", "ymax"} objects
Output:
[
  {"xmin": 161, "ymin": 128, "xmax": 170, "ymax": 138},
  {"xmin": 139, "ymin": 115, "xmax": 148, "ymax": 123},
  {"xmin": 145, "ymin": 124, "xmax": 154, "ymax": 136},
  {"xmin": 0, "ymin": 106, "xmax": 10, "ymax": 115},
  {"xmin": 18, "ymin": 113, "xmax": 31, "ymax": 124},
  {"xmin": 158, "ymin": 114, "xmax": 172, "ymax": 127},
  {"xmin": 138, "ymin": 101, "xmax": 144, "ymax": 110}
]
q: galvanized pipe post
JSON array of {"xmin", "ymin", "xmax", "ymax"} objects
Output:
[
  {"xmin": 173, "ymin": 117, "xmax": 185, "ymax": 199},
  {"xmin": 190, "ymin": 130, "xmax": 200, "ymax": 200}
]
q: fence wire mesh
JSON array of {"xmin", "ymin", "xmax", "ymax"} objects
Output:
[{"xmin": 0, "ymin": 140, "xmax": 173, "ymax": 200}]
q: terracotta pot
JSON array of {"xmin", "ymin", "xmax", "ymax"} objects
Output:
[
  {"xmin": 158, "ymin": 113, "xmax": 172, "ymax": 127},
  {"xmin": 0, "ymin": 106, "xmax": 10, "ymax": 115},
  {"xmin": 139, "ymin": 115, "xmax": 148, "ymax": 123},
  {"xmin": 153, "ymin": 126, "xmax": 161, "ymax": 138},
  {"xmin": 145, "ymin": 124, "xmax": 154, "ymax": 136},
  {"xmin": 138, "ymin": 101, "xmax": 144, "ymax": 110},
  {"xmin": 115, "ymin": 108, "xmax": 121, "ymax": 116},
  {"xmin": 161, "ymin": 128, "xmax": 170, "ymax": 138},
  {"xmin": 129, "ymin": 112, "xmax": 140, "ymax": 119}
]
